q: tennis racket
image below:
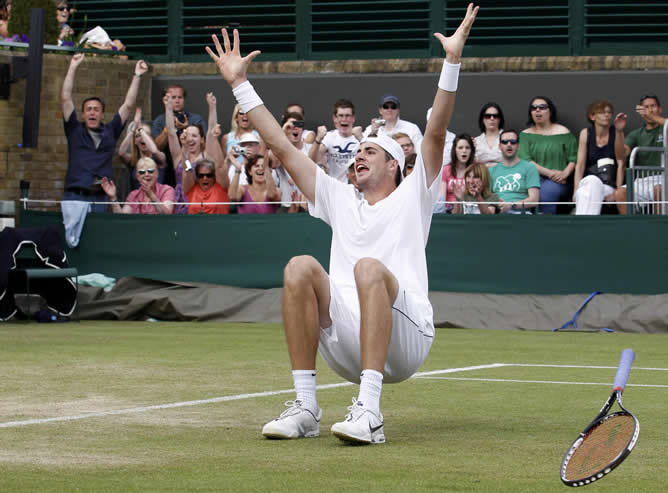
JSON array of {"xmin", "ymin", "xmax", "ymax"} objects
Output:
[{"xmin": 560, "ymin": 348, "xmax": 640, "ymax": 487}]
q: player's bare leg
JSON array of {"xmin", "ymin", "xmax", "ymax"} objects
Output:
[
  {"xmin": 331, "ymin": 257, "xmax": 398, "ymax": 444},
  {"xmin": 262, "ymin": 255, "xmax": 330, "ymax": 439}
]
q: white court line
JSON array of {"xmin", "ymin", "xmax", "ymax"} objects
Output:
[
  {"xmin": 0, "ymin": 363, "xmax": 502, "ymax": 429},
  {"xmin": 414, "ymin": 376, "xmax": 668, "ymax": 389}
]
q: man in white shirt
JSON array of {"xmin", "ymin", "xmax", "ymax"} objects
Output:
[
  {"xmin": 364, "ymin": 94, "xmax": 423, "ymax": 147},
  {"xmin": 309, "ymin": 99, "xmax": 363, "ymax": 182},
  {"xmin": 206, "ymin": 3, "xmax": 478, "ymax": 444}
]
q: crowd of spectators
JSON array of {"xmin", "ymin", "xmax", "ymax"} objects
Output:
[{"xmin": 59, "ymin": 53, "xmax": 666, "ymax": 216}]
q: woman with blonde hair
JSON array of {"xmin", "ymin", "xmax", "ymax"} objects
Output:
[
  {"xmin": 453, "ymin": 162, "xmax": 501, "ymax": 214},
  {"xmin": 118, "ymin": 107, "xmax": 166, "ymax": 189},
  {"xmin": 222, "ymin": 103, "xmax": 261, "ymax": 154}
]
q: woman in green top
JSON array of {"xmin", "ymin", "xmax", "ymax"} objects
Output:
[{"xmin": 519, "ymin": 96, "xmax": 578, "ymax": 214}]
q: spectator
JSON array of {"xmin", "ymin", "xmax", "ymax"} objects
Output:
[
  {"xmin": 573, "ymin": 100, "xmax": 626, "ymax": 215},
  {"xmin": 452, "ymin": 163, "xmax": 501, "ymax": 214},
  {"xmin": 55, "ymin": 1, "xmax": 73, "ymax": 44},
  {"xmin": 226, "ymin": 131, "xmax": 262, "ymax": 186},
  {"xmin": 186, "ymin": 159, "xmax": 230, "ymax": 214},
  {"xmin": 404, "ymin": 152, "xmax": 417, "ymax": 177},
  {"xmin": 309, "ymin": 99, "xmax": 362, "ymax": 182},
  {"xmin": 473, "ymin": 102, "xmax": 504, "ymax": 166},
  {"xmin": 284, "ymin": 102, "xmax": 316, "ymax": 144},
  {"xmin": 152, "ymin": 84, "xmax": 207, "ymax": 186},
  {"xmin": 229, "ymin": 155, "xmax": 281, "ymax": 214},
  {"xmin": 61, "ymin": 54, "xmax": 148, "ymax": 212},
  {"xmin": 519, "ymin": 96, "xmax": 578, "ymax": 214},
  {"xmin": 392, "ymin": 132, "xmax": 415, "ymax": 157},
  {"xmin": 489, "ymin": 130, "xmax": 540, "ymax": 214},
  {"xmin": 0, "ymin": 0, "xmax": 10, "ymax": 38},
  {"xmin": 271, "ymin": 112, "xmax": 312, "ymax": 212},
  {"xmin": 118, "ymin": 107, "xmax": 166, "ymax": 188},
  {"xmin": 222, "ymin": 103, "xmax": 262, "ymax": 154},
  {"xmin": 164, "ymin": 93, "xmax": 223, "ymax": 214},
  {"xmin": 346, "ymin": 159, "xmax": 359, "ymax": 189},
  {"xmin": 364, "ymin": 94, "xmax": 423, "ymax": 147},
  {"xmin": 613, "ymin": 94, "xmax": 666, "ymax": 214},
  {"xmin": 439, "ymin": 134, "xmax": 475, "ymax": 213},
  {"xmin": 100, "ymin": 157, "xmax": 174, "ymax": 214}
]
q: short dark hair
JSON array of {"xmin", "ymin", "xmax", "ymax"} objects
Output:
[
  {"xmin": 333, "ymin": 99, "xmax": 355, "ymax": 115},
  {"xmin": 527, "ymin": 96, "xmax": 558, "ymax": 126},
  {"xmin": 82, "ymin": 96, "xmax": 105, "ymax": 112},
  {"xmin": 281, "ymin": 111, "xmax": 303, "ymax": 126},
  {"xmin": 500, "ymin": 129, "xmax": 520, "ymax": 141},
  {"xmin": 640, "ymin": 94, "xmax": 661, "ymax": 106},
  {"xmin": 244, "ymin": 154, "xmax": 264, "ymax": 185},
  {"xmin": 403, "ymin": 153, "xmax": 417, "ymax": 177},
  {"xmin": 478, "ymin": 102, "xmax": 505, "ymax": 133},
  {"xmin": 284, "ymin": 103, "xmax": 305, "ymax": 121},
  {"xmin": 450, "ymin": 133, "xmax": 475, "ymax": 166},
  {"xmin": 195, "ymin": 158, "xmax": 215, "ymax": 176},
  {"xmin": 163, "ymin": 84, "xmax": 187, "ymax": 99}
]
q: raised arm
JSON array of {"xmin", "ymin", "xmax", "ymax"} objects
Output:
[
  {"xmin": 164, "ymin": 95, "xmax": 183, "ymax": 166},
  {"xmin": 423, "ymin": 4, "xmax": 478, "ymax": 185},
  {"xmin": 61, "ymin": 53, "xmax": 85, "ymax": 121},
  {"xmin": 206, "ymin": 29, "xmax": 318, "ymax": 203},
  {"xmin": 204, "ymin": 92, "xmax": 229, "ymax": 187},
  {"xmin": 118, "ymin": 60, "xmax": 149, "ymax": 123}
]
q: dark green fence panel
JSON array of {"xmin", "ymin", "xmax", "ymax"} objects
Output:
[{"xmin": 65, "ymin": 0, "xmax": 668, "ymax": 62}]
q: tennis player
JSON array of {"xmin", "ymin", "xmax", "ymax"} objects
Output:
[{"xmin": 207, "ymin": 4, "xmax": 479, "ymax": 444}]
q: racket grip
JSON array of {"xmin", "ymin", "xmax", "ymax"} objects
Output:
[{"xmin": 613, "ymin": 348, "xmax": 635, "ymax": 391}]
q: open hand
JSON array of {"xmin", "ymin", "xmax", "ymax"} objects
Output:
[
  {"xmin": 433, "ymin": 3, "xmax": 478, "ymax": 63},
  {"xmin": 614, "ymin": 112, "xmax": 627, "ymax": 131},
  {"xmin": 205, "ymin": 29, "xmax": 261, "ymax": 88}
]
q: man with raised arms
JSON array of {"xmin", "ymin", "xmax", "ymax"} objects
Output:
[{"xmin": 206, "ymin": 4, "xmax": 478, "ymax": 445}]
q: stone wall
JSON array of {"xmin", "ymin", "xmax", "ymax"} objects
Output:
[{"xmin": 1, "ymin": 51, "xmax": 667, "ymax": 211}]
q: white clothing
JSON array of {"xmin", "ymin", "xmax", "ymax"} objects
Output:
[
  {"xmin": 441, "ymin": 130, "xmax": 457, "ymax": 167},
  {"xmin": 274, "ymin": 142, "xmax": 311, "ymax": 207},
  {"xmin": 308, "ymin": 149, "xmax": 439, "ymax": 384},
  {"xmin": 318, "ymin": 280, "xmax": 434, "ymax": 384},
  {"xmin": 473, "ymin": 132, "xmax": 503, "ymax": 165},
  {"xmin": 575, "ymin": 175, "xmax": 615, "ymax": 215},
  {"xmin": 364, "ymin": 118, "xmax": 423, "ymax": 149},
  {"xmin": 229, "ymin": 161, "xmax": 249, "ymax": 186},
  {"xmin": 321, "ymin": 131, "xmax": 360, "ymax": 182}
]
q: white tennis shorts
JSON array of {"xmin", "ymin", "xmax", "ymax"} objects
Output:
[{"xmin": 318, "ymin": 281, "xmax": 435, "ymax": 384}]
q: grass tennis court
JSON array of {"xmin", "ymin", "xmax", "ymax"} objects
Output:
[{"xmin": 0, "ymin": 322, "xmax": 665, "ymax": 492}]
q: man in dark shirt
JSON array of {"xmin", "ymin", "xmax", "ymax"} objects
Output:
[{"xmin": 61, "ymin": 53, "xmax": 148, "ymax": 212}]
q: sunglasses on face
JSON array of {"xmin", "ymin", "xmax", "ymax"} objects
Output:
[
  {"xmin": 57, "ymin": 6, "xmax": 69, "ymax": 11},
  {"xmin": 500, "ymin": 139, "xmax": 519, "ymax": 145},
  {"xmin": 483, "ymin": 113, "xmax": 499, "ymax": 119},
  {"xmin": 137, "ymin": 168, "xmax": 156, "ymax": 175},
  {"xmin": 382, "ymin": 103, "xmax": 398, "ymax": 110},
  {"xmin": 531, "ymin": 103, "xmax": 549, "ymax": 111},
  {"xmin": 197, "ymin": 172, "xmax": 214, "ymax": 179},
  {"xmin": 238, "ymin": 111, "xmax": 247, "ymax": 116}
]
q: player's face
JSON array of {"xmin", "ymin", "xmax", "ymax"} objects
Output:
[
  {"xmin": 83, "ymin": 100, "xmax": 104, "ymax": 129},
  {"xmin": 395, "ymin": 136, "xmax": 414, "ymax": 157},
  {"xmin": 168, "ymin": 87, "xmax": 185, "ymax": 112},
  {"xmin": 354, "ymin": 142, "xmax": 395, "ymax": 190},
  {"xmin": 499, "ymin": 133, "xmax": 519, "ymax": 159},
  {"xmin": 454, "ymin": 139, "xmax": 472, "ymax": 164},
  {"xmin": 333, "ymin": 108, "xmax": 355, "ymax": 136}
]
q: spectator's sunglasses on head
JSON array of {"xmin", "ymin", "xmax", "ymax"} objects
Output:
[
  {"xmin": 500, "ymin": 138, "xmax": 519, "ymax": 145},
  {"xmin": 137, "ymin": 168, "xmax": 156, "ymax": 175},
  {"xmin": 197, "ymin": 172, "xmax": 214, "ymax": 179},
  {"xmin": 382, "ymin": 103, "xmax": 398, "ymax": 110},
  {"xmin": 530, "ymin": 103, "xmax": 549, "ymax": 111},
  {"xmin": 483, "ymin": 113, "xmax": 499, "ymax": 119}
]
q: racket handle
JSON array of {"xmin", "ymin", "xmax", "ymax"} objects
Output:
[{"xmin": 613, "ymin": 348, "xmax": 635, "ymax": 391}]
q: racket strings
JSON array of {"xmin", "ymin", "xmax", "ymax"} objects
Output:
[{"xmin": 564, "ymin": 414, "xmax": 636, "ymax": 481}]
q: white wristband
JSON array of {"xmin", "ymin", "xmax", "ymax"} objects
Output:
[
  {"xmin": 438, "ymin": 61, "xmax": 461, "ymax": 92},
  {"xmin": 232, "ymin": 80, "xmax": 264, "ymax": 114}
]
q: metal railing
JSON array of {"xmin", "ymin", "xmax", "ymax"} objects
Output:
[{"xmin": 627, "ymin": 120, "xmax": 668, "ymax": 215}]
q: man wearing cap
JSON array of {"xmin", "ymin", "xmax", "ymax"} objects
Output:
[
  {"xmin": 226, "ymin": 131, "xmax": 262, "ymax": 186},
  {"xmin": 364, "ymin": 94, "xmax": 423, "ymax": 148},
  {"xmin": 207, "ymin": 3, "xmax": 477, "ymax": 444}
]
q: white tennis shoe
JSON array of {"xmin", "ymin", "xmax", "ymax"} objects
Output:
[
  {"xmin": 330, "ymin": 397, "xmax": 385, "ymax": 444},
  {"xmin": 262, "ymin": 400, "xmax": 321, "ymax": 439}
]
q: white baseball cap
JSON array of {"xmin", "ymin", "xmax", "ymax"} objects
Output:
[{"xmin": 239, "ymin": 132, "xmax": 260, "ymax": 144}]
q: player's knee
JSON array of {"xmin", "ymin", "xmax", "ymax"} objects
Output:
[
  {"xmin": 284, "ymin": 255, "xmax": 319, "ymax": 288},
  {"xmin": 353, "ymin": 257, "xmax": 386, "ymax": 287}
]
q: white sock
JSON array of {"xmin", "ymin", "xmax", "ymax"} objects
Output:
[
  {"xmin": 292, "ymin": 370, "xmax": 318, "ymax": 413},
  {"xmin": 357, "ymin": 369, "xmax": 384, "ymax": 414}
]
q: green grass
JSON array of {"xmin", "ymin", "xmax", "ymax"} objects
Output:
[{"xmin": 0, "ymin": 322, "xmax": 665, "ymax": 492}]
